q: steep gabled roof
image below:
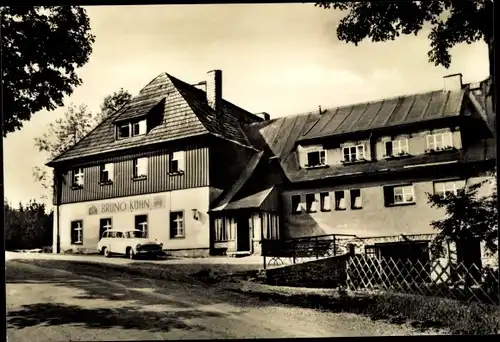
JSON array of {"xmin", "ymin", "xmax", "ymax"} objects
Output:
[{"xmin": 48, "ymin": 72, "xmax": 261, "ymax": 166}]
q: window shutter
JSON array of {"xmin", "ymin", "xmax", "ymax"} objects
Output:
[
  {"xmin": 173, "ymin": 151, "xmax": 185, "ymax": 171},
  {"xmin": 106, "ymin": 163, "xmax": 114, "ymax": 181},
  {"xmin": 138, "ymin": 120, "xmax": 147, "ymax": 135},
  {"xmin": 138, "ymin": 158, "xmax": 148, "ymax": 176}
]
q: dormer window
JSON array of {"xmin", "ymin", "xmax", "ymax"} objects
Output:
[
  {"xmin": 426, "ymin": 132, "xmax": 453, "ymax": 152},
  {"xmin": 305, "ymin": 150, "xmax": 326, "ymax": 168},
  {"xmin": 343, "ymin": 145, "xmax": 365, "ymax": 163},
  {"xmin": 117, "ymin": 119, "xmax": 147, "ymax": 139},
  {"xmin": 385, "ymin": 139, "xmax": 409, "ymax": 158}
]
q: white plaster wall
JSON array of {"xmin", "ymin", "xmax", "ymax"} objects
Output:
[{"xmin": 55, "ymin": 187, "xmax": 211, "ymax": 252}]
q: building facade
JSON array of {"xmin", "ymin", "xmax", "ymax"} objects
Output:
[{"xmin": 48, "ymin": 70, "xmax": 496, "ymax": 260}]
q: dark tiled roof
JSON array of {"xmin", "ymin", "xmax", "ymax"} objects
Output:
[
  {"xmin": 112, "ymin": 97, "xmax": 166, "ymax": 123},
  {"xmin": 48, "ymin": 72, "xmax": 262, "ymax": 165},
  {"xmin": 299, "ymin": 90, "xmax": 464, "ymax": 141}
]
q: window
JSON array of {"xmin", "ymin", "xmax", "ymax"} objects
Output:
[
  {"xmin": 384, "ymin": 184, "xmax": 415, "ymax": 206},
  {"xmin": 434, "ymin": 180, "xmax": 460, "ymax": 198},
  {"xmin": 170, "ymin": 211, "xmax": 185, "ymax": 238},
  {"xmin": 350, "ymin": 189, "xmax": 362, "ymax": 209},
  {"xmin": 133, "ymin": 157, "xmax": 148, "ymax": 178},
  {"xmin": 426, "ymin": 132, "xmax": 453, "ymax": 151},
  {"xmin": 72, "ymin": 168, "xmax": 84, "ymax": 187},
  {"xmin": 334, "ymin": 190, "xmax": 346, "ymax": 210},
  {"xmin": 132, "ymin": 120, "xmax": 147, "ymax": 136},
  {"xmin": 99, "ymin": 218, "xmax": 112, "ymax": 239},
  {"xmin": 291, "ymin": 195, "xmax": 302, "ymax": 214},
  {"xmin": 320, "ymin": 192, "xmax": 331, "ymax": 211},
  {"xmin": 214, "ymin": 217, "xmax": 227, "ymax": 242},
  {"xmin": 306, "ymin": 150, "xmax": 326, "ymax": 168},
  {"xmin": 135, "ymin": 215, "xmax": 148, "ymax": 237},
  {"xmin": 71, "ymin": 220, "xmax": 83, "ymax": 245},
  {"xmin": 169, "ymin": 151, "xmax": 186, "ymax": 173},
  {"xmin": 385, "ymin": 139, "xmax": 409, "ymax": 157},
  {"xmin": 100, "ymin": 163, "xmax": 114, "ymax": 183},
  {"xmin": 343, "ymin": 145, "xmax": 365, "ymax": 163},
  {"xmin": 118, "ymin": 123, "xmax": 131, "ymax": 139},
  {"xmin": 305, "ymin": 193, "xmax": 318, "ymax": 213},
  {"xmin": 117, "ymin": 120, "xmax": 147, "ymax": 139},
  {"xmin": 365, "ymin": 246, "xmax": 378, "ymax": 259}
]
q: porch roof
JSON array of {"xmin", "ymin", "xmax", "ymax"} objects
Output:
[{"xmin": 211, "ymin": 186, "xmax": 276, "ymax": 212}]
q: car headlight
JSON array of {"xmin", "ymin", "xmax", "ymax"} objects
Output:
[{"xmin": 136, "ymin": 244, "xmax": 141, "ymax": 249}]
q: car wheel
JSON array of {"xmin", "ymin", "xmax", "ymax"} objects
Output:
[
  {"xmin": 128, "ymin": 248, "xmax": 135, "ymax": 260},
  {"xmin": 103, "ymin": 247, "xmax": 111, "ymax": 258}
]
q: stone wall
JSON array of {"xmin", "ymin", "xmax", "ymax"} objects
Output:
[{"xmin": 265, "ymin": 253, "xmax": 351, "ymax": 288}]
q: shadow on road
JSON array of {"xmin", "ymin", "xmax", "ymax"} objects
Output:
[{"xmin": 7, "ymin": 302, "xmax": 224, "ymax": 332}]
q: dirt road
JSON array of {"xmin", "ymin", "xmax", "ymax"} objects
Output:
[{"xmin": 6, "ymin": 259, "xmax": 440, "ymax": 340}]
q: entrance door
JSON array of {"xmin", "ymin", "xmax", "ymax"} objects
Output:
[{"xmin": 236, "ymin": 215, "xmax": 251, "ymax": 252}]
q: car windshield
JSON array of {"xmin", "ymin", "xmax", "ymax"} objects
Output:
[{"xmin": 126, "ymin": 231, "xmax": 145, "ymax": 238}]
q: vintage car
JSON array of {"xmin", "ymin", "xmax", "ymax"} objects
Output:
[{"xmin": 97, "ymin": 228, "xmax": 163, "ymax": 259}]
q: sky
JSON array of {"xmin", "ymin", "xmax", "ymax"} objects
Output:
[{"xmin": 3, "ymin": 4, "xmax": 489, "ymax": 209}]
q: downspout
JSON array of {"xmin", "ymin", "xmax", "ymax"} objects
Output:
[
  {"xmin": 368, "ymin": 133, "xmax": 374, "ymax": 161},
  {"xmin": 54, "ymin": 169, "xmax": 61, "ymax": 254}
]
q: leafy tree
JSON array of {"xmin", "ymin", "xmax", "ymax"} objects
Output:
[
  {"xmin": 4, "ymin": 198, "xmax": 53, "ymax": 250},
  {"xmin": 427, "ymin": 176, "xmax": 497, "ymax": 261},
  {"xmin": 1, "ymin": 6, "xmax": 95, "ymax": 136},
  {"xmin": 33, "ymin": 89, "xmax": 132, "ymax": 196},
  {"xmin": 93, "ymin": 88, "xmax": 132, "ymax": 124},
  {"xmin": 316, "ymin": 1, "xmax": 495, "ymax": 110}
]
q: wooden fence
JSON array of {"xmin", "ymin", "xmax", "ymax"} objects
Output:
[{"xmin": 346, "ymin": 254, "xmax": 500, "ymax": 306}]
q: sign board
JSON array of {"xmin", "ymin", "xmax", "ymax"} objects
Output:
[{"xmin": 88, "ymin": 195, "xmax": 166, "ymax": 215}]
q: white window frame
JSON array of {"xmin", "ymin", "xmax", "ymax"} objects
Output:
[
  {"xmin": 393, "ymin": 185, "xmax": 415, "ymax": 204},
  {"xmin": 170, "ymin": 211, "xmax": 185, "ymax": 238},
  {"xmin": 170, "ymin": 151, "xmax": 186, "ymax": 173},
  {"xmin": 73, "ymin": 168, "xmax": 84, "ymax": 187},
  {"xmin": 343, "ymin": 145, "xmax": 365, "ymax": 163},
  {"xmin": 426, "ymin": 132, "xmax": 453, "ymax": 151},
  {"xmin": 71, "ymin": 220, "xmax": 83, "ymax": 244},
  {"xmin": 385, "ymin": 139, "xmax": 409, "ymax": 157},
  {"xmin": 132, "ymin": 119, "xmax": 147, "ymax": 136},
  {"xmin": 134, "ymin": 157, "xmax": 148, "ymax": 178},
  {"xmin": 305, "ymin": 149, "xmax": 327, "ymax": 168},
  {"xmin": 434, "ymin": 180, "xmax": 459, "ymax": 198}
]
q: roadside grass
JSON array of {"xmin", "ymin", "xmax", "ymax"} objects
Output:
[
  {"xmin": 13, "ymin": 259, "xmax": 261, "ymax": 285},
  {"xmin": 227, "ymin": 281, "xmax": 500, "ymax": 335}
]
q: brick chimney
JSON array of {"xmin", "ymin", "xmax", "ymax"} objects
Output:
[
  {"xmin": 206, "ymin": 70, "xmax": 222, "ymax": 112},
  {"xmin": 443, "ymin": 73, "xmax": 463, "ymax": 92}
]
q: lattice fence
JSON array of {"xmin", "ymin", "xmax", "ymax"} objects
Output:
[{"xmin": 346, "ymin": 254, "xmax": 500, "ymax": 306}]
